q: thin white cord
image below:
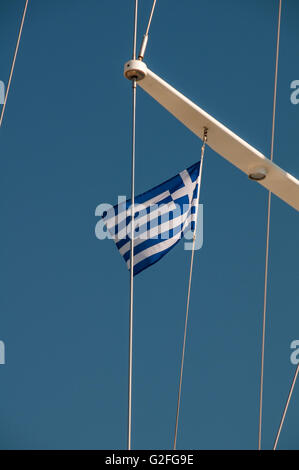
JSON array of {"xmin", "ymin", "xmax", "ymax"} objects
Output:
[
  {"xmin": 0, "ymin": 0, "xmax": 29, "ymax": 128},
  {"xmin": 173, "ymin": 129, "xmax": 208, "ymax": 450},
  {"xmin": 273, "ymin": 363, "xmax": 299, "ymax": 450},
  {"xmin": 132, "ymin": 0, "xmax": 138, "ymax": 60},
  {"xmin": 138, "ymin": 0, "xmax": 158, "ymax": 60},
  {"xmin": 258, "ymin": 0, "xmax": 282, "ymax": 451},
  {"xmin": 128, "ymin": 0, "xmax": 138, "ymax": 451},
  {"xmin": 145, "ymin": 0, "xmax": 157, "ymax": 36}
]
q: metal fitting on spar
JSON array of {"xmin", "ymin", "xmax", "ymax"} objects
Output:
[
  {"xmin": 248, "ymin": 167, "xmax": 267, "ymax": 181},
  {"xmin": 124, "ymin": 60, "xmax": 148, "ymax": 81}
]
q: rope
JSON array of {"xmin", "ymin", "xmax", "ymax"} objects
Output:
[
  {"xmin": 0, "ymin": 0, "xmax": 29, "ymax": 128},
  {"xmin": 132, "ymin": 0, "xmax": 138, "ymax": 60},
  {"xmin": 258, "ymin": 0, "xmax": 282, "ymax": 450},
  {"xmin": 127, "ymin": 0, "xmax": 138, "ymax": 451},
  {"xmin": 173, "ymin": 128, "xmax": 208, "ymax": 450},
  {"xmin": 145, "ymin": 0, "xmax": 157, "ymax": 36},
  {"xmin": 138, "ymin": 0, "xmax": 158, "ymax": 60},
  {"xmin": 273, "ymin": 363, "xmax": 299, "ymax": 449}
]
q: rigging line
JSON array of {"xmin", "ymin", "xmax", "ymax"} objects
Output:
[
  {"xmin": 132, "ymin": 0, "xmax": 139, "ymax": 60},
  {"xmin": 0, "ymin": 0, "xmax": 29, "ymax": 128},
  {"xmin": 258, "ymin": 0, "xmax": 282, "ymax": 451},
  {"xmin": 128, "ymin": 78, "xmax": 136, "ymax": 451},
  {"xmin": 128, "ymin": 0, "xmax": 138, "ymax": 451},
  {"xmin": 138, "ymin": 0, "xmax": 158, "ymax": 61},
  {"xmin": 173, "ymin": 128, "xmax": 208, "ymax": 450},
  {"xmin": 273, "ymin": 363, "xmax": 299, "ymax": 450},
  {"xmin": 145, "ymin": 0, "xmax": 157, "ymax": 36}
]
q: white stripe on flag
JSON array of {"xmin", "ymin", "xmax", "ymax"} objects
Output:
[
  {"xmin": 127, "ymin": 209, "xmax": 194, "ymax": 269},
  {"xmin": 119, "ymin": 206, "xmax": 190, "ymax": 256},
  {"xmin": 106, "ymin": 190, "xmax": 171, "ymax": 230}
]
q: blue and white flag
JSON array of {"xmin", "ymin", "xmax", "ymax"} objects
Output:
[{"xmin": 104, "ymin": 161, "xmax": 201, "ymax": 275}]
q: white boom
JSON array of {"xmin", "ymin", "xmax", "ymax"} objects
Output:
[{"xmin": 124, "ymin": 60, "xmax": 299, "ymax": 212}]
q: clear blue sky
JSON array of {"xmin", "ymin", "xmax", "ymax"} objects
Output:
[{"xmin": 0, "ymin": 0, "xmax": 298, "ymax": 450}]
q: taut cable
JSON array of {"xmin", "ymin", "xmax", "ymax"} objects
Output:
[
  {"xmin": 173, "ymin": 128, "xmax": 208, "ymax": 450},
  {"xmin": 273, "ymin": 363, "xmax": 299, "ymax": 450},
  {"xmin": 127, "ymin": 0, "xmax": 138, "ymax": 451},
  {"xmin": 0, "ymin": 0, "xmax": 29, "ymax": 128},
  {"xmin": 258, "ymin": 0, "xmax": 282, "ymax": 450}
]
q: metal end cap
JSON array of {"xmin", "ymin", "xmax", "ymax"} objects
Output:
[
  {"xmin": 248, "ymin": 167, "xmax": 267, "ymax": 181},
  {"xmin": 124, "ymin": 60, "xmax": 147, "ymax": 81}
]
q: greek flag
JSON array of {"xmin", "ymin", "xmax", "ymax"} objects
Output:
[{"xmin": 104, "ymin": 161, "xmax": 201, "ymax": 275}]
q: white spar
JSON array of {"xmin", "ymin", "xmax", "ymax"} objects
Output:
[{"xmin": 124, "ymin": 60, "xmax": 299, "ymax": 212}]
